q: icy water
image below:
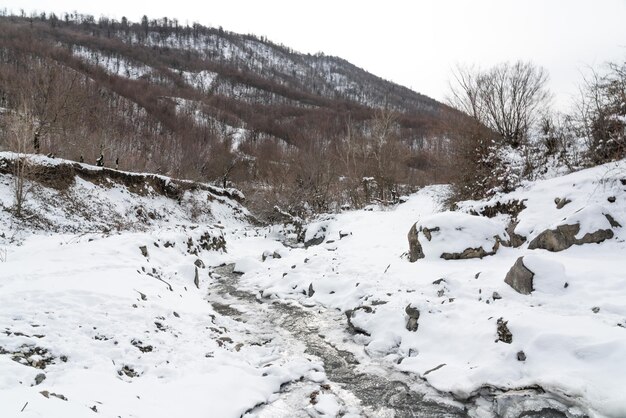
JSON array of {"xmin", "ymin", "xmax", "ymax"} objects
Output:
[{"xmin": 208, "ymin": 264, "xmax": 575, "ymax": 418}]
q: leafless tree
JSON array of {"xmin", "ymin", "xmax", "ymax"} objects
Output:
[
  {"xmin": 3, "ymin": 108, "xmax": 37, "ymax": 217},
  {"xmin": 448, "ymin": 61, "xmax": 551, "ymax": 147}
]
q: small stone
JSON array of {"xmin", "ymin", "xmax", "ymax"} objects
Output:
[
  {"xmin": 34, "ymin": 373, "xmax": 46, "ymax": 385},
  {"xmin": 194, "ymin": 259, "xmax": 205, "ymax": 268},
  {"xmin": 592, "ymin": 307, "xmax": 600, "ymax": 314},
  {"xmin": 608, "ymin": 196, "xmax": 616, "ymax": 203},
  {"xmin": 405, "ymin": 305, "xmax": 420, "ymax": 332},
  {"xmin": 496, "ymin": 318, "xmax": 513, "ymax": 344},
  {"xmin": 139, "ymin": 246, "xmax": 149, "ymax": 258},
  {"xmin": 194, "ymin": 267, "xmax": 199, "ymax": 289},
  {"xmin": 555, "ymin": 197, "xmax": 571, "ymax": 209},
  {"xmin": 492, "ymin": 291, "xmax": 502, "ymax": 300},
  {"xmin": 432, "ymin": 278, "xmax": 446, "ymax": 285},
  {"xmin": 564, "ymin": 282, "xmax": 569, "ymax": 288},
  {"xmin": 173, "ymin": 311, "xmax": 180, "ymax": 318},
  {"xmin": 517, "ymin": 351, "xmax": 526, "ymax": 361}
]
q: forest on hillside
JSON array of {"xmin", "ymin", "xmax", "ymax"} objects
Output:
[{"xmin": 0, "ymin": 10, "xmax": 624, "ymax": 219}]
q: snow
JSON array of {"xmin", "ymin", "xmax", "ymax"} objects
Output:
[
  {"xmin": 229, "ymin": 161, "xmax": 626, "ymax": 417},
  {"xmin": 2, "ymin": 155, "xmax": 626, "ymax": 417}
]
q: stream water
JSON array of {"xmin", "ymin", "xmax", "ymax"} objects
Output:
[{"xmin": 208, "ymin": 264, "xmax": 577, "ymax": 418}]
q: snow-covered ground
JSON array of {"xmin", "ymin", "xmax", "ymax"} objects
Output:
[{"xmin": 1, "ymin": 154, "xmax": 625, "ymax": 417}]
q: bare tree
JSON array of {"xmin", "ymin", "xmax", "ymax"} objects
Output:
[
  {"xmin": 448, "ymin": 61, "xmax": 551, "ymax": 147},
  {"xmin": 3, "ymin": 108, "xmax": 37, "ymax": 217},
  {"xmin": 575, "ymin": 60, "xmax": 626, "ymax": 164}
]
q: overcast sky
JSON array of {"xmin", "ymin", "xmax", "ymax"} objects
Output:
[{"xmin": 4, "ymin": 0, "xmax": 626, "ymax": 110}]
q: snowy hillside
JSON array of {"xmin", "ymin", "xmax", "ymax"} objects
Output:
[{"xmin": 1, "ymin": 155, "xmax": 625, "ymax": 417}]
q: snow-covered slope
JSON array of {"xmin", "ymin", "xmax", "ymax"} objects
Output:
[{"xmin": 0, "ymin": 154, "xmax": 328, "ymax": 418}]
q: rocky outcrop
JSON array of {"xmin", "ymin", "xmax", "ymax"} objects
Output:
[
  {"xmin": 528, "ymin": 219, "xmax": 614, "ymax": 252},
  {"xmin": 504, "ymin": 257, "xmax": 535, "ymax": 294}
]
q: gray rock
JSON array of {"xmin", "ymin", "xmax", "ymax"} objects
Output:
[
  {"xmin": 528, "ymin": 223, "xmax": 613, "ymax": 252},
  {"xmin": 441, "ymin": 246, "xmax": 490, "ymax": 260},
  {"xmin": 139, "ymin": 245, "xmax": 149, "ymax": 258},
  {"xmin": 194, "ymin": 259, "xmax": 205, "ymax": 268},
  {"xmin": 496, "ymin": 318, "xmax": 513, "ymax": 344},
  {"xmin": 517, "ymin": 351, "xmax": 526, "ymax": 361},
  {"xmin": 492, "ymin": 291, "xmax": 502, "ymax": 300},
  {"xmin": 194, "ymin": 267, "xmax": 199, "ymax": 289},
  {"xmin": 34, "ymin": 373, "xmax": 46, "ymax": 385},
  {"xmin": 505, "ymin": 220, "xmax": 526, "ymax": 247},
  {"xmin": 555, "ymin": 198, "xmax": 572, "ymax": 209},
  {"xmin": 605, "ymin": 214, "xmax": 621, "ymax": 228},
  {"xmin": 407, "ymin": 223, "xmax": 425, "ymax": 262},
  {"xmin": 504, "ymin": 257, "xmax": 535, "ymax": 295},
  {"xmin": 608, "ymin": 196, "xmax": 616, "ymax": 203},
  {"xmin": 308, "ymin": 283, "xmax": 315, "ymax": 297},
  {"xmin": 405, "ymin": 305, "xmax": 420, "ymax": 332}
]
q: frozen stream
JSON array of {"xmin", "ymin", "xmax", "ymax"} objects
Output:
[{"xmin": 207, "ymin": 265, "xmax": 574, "ymax": 418}]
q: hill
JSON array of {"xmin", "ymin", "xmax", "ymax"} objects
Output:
[{"xmin": 0, "ymin": 12, "xmax": 464, "ymax": 216}]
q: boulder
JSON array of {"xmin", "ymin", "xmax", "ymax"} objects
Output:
[
  {"xmin": 528, "ymin": 222, "xmax": 614, "ymax": 252},
  {"xmin": 504, "ymin": 257, "xmax": 535, "ymax": 295}
]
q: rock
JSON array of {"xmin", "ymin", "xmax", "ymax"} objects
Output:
[
  {"xmin": 505, "ymin": 220, "xmax": 526, "ymax": 247},
  {"xmin": 194, "ymin": 267, "xmax": 200, "ymax": 289},
  {"xmin": 504, "ymin": 257, "xmax": 535, "ymax": 295},
  {"xmin": 441, "ymin": 246, "xmax": 490, "ymax": 260},
  {"xmin": 304, "ymin": 222, "xmax": 329, "ymax": 248},
  {"xmin": 308, "ymin": 283, "xmax": 315, "ymax": 297},
  {"xmin": 345, "ymin": 306, "xmax": 373, "ymax": 336},
  {"xmin": 592, "ymin": 306, "xmax": 600, "ymax": 314},
  {"xmin": 405, "ymin": 305, "xmax": 420, "ymax": 332},
  {"xmin": 492, "ymin": 291, "xmax": 502, "ymax": 300},
  {"xmin": 555, "ymin": 197, "xmax": 572, "ymax": 209},
  {"xmin": 608, "ymin": 196, "xmax": 616, "ymax": 203},
  {"xmin": 528, "ymin": 223, "xmax": 613, "ymax": 252},
  {"xmin": 139, "ymin": 245, "xmax": 149, "ymax": 258},
  {"xmin": 605, "ymin": 214, "xmax": 622, "ymax": 228},
  {"xmin": 34, "ymin": 373, "xmax": 46, "ymax": 385},
  {"xmin": 194, "ymin": 259, "xmax": 205, "ymax": 268},
  {"xmin": 422, "ymin": 226, "xmax": 439, "ymax": 241},
  {"xmin": 432, "ymin": 278, "xmax": 446, "ymax": 285},
  {"xmin": 262, "ymin": 250, "xmax": 282, "ymax": 261},
  {"xmin": 407, "ymin": 223, "xmax": 424, "ymax": 262},
  {"xmin": 496, "ymin": 318, "xmax": 513, "ymax": 344},
  {"xmin": 517, "ymin": 351, "xmax": 526, "ymax": 361},
  {"xmin": 339, "ymin": 231, "xmax": 351, "ymax": 239}
]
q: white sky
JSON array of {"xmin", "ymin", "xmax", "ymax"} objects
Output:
[{"xmin": 4, "ymin": 0, "xmax": 626, "ymax": 110}]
